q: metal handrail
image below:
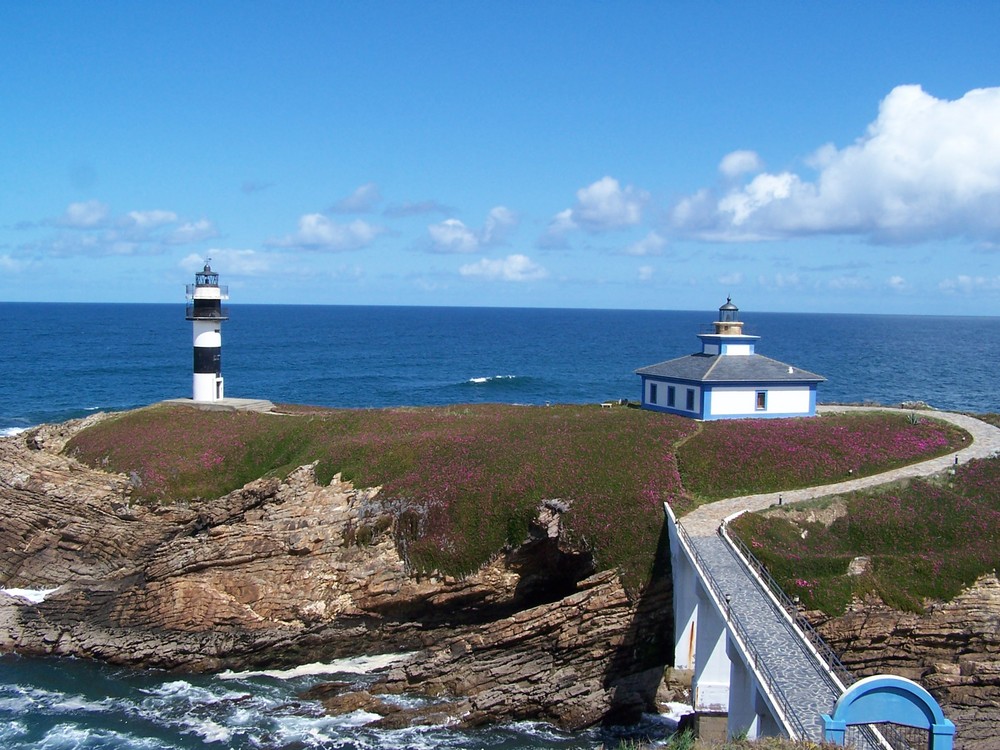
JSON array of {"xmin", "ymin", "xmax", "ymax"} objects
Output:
[
  {"xmin": 673, "ymin": 519, "xmax": 810, "ymax": 739},
  {"xmin": 721, "ymin": 519, "xmax": 916, "ymax": 750},
  {"xmin": 723, "ymin": 524, "xmax": 856, "ymax": 690}
]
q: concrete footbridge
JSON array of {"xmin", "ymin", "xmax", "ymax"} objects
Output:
[{"xmin": 669, "ymin": 406, "xmax": 1000, "ymax": 743}]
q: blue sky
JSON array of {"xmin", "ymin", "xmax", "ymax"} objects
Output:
[{"xmin": 3, "ymin": 2, "xmax": 1000, "ymax": 315}]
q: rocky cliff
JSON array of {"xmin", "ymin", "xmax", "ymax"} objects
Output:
[
  {"xmin": 0, "ymin": 415, "xmax": 672, "ymax": 730},
  {"xmin": 812, "ymin": 576, "xmax": 1000, "ymax": 750}
]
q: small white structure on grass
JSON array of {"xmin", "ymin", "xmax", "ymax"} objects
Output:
[
  {"xmin": 186, "ymin": 261, "xmax": 229, "ymax": 402},
  {"xmin": 635, "ymin": 298, "xmax": 824, "ymax": 420}
]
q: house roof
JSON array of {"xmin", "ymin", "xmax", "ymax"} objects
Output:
[{"xmin": 635, "ymin": 352, "xmax": 825, "ymax": 384}]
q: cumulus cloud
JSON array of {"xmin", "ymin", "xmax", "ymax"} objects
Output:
[
  {"xmin": 427, "ymin": 206, "xmax": 517, "ymax": 253},
  {"xmin": 939, "ymin": 274, "xmax": 1000, "ymax": 294},
  {"xmin": 717, "ymin": 271, "xmax": 744, "ymax": 286},
  {"xmin": 543, "ymin": 177, "xmax": 648, "ymax": 245},
  {"xmin": 330, "ymin": 182, "xmax": 382, "ymax": 214},
  {"xmin": 428, "ymin": 219, "xmax": 479, "ymax": 253},
  {"xmin": 719, "ymin": 150, "xmax": 764, "ymax": 179},
  {"xmin": 181, "ymin": 249, "xmax": 273, "ymax": 276},
  {"xmin": 126, "ymin": 210, "xmax": 179, "ymax": 229},
  {"xmin": 166, "ymin": 219, "xmax": 219, "ymax": 244},
  {"xmin": 271, "ymin": 214, "xmax": 384, "ymax": 252},
  {"xmin": 58, "ymin": 200, "xmax": 110, "ymax": 228},
  {"xmin": 459, "ymin": 254, "xmax": 548, "ymax": 282},
  {"xmin": 673, "ymin": 85, "xmax": 1000, "ymax": 243},
  {"xmin": 623, "ymin": 231, "xmax": 666, "ymax": 256},
  {"xmin": 887, "ymin": 275, "xmax": 908, "ymax": 291},
  {"xmin": 35, "ymin": 201, "xmax": 217, "ymax": 256}
]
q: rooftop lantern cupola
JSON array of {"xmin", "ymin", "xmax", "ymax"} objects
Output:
[
  {"xmin": 715, "ymin": 296, "xmax": 743, "ymax": 335},
  {"xmin": 185, "ymin": 260, "xmax": 229, "ymax": 402}
]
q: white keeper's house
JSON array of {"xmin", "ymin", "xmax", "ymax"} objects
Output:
[{"xmin": 635, "ymin": 298, "xmax": 825, "ymax": 420}]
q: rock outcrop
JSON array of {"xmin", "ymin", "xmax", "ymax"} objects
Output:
[
  {"xmin": 813, "ymin": 576, "xmax": 1000, "ymax": 750},
  {"xmin": 0, "ymin": 416, "xmax": 673, "ymax": 729}
]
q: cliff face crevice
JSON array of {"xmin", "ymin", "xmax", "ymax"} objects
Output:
[
  {"xmin": 0, "ymin": 417, "xmax": 673, "ymax": 729},
  {"xmin": 813, "ymin": 575, "xmax": 1000, "ymax": 750}
]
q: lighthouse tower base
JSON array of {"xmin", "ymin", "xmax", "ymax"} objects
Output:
[{"xmin": 193, "ymin": 373, "xmax": 224, "ymax": 402}]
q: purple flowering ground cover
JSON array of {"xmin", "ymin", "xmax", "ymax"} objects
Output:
[
  {"xmin": 65, "ymin": 405, "xmax": 970, "ymax": 596},
  {"xmin": 730, "ymin": 454, "xmax": 1000, "ymax": 614},
  {"xmin": 65, "ymin": 404, "xmax": 697, "ymax": 591},
  {"xmin": 676, "ymin": 412, "xmax": 967, "ymax": 501}
]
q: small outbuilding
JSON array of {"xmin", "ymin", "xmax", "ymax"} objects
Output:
[{"xmin": 635, "ymin": 298, "xmax": 824, "ymax": 420}]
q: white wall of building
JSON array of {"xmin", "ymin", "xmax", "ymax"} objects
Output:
[
  {"xmin": 709, "ymin": 386, "xmax": 811, "ymax": 416},
  {"xmin": 719, "ymin": 343, "xmax": 753, "ymax": 356}
]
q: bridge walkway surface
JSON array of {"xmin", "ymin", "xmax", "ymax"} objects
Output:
[{"xmin": 677, "ymin": 406, "xmax": 1000, "ymax": 743}]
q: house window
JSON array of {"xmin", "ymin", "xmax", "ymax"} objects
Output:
[
  {"xmin": 667, "ymin": 386, "xmax": 676, "ymax": 407},
  {"xmin": 649, "ymin": 383, "xmax": 658, "ymax": 404},
  {"xmin": 686, "ymin": 388, "xmax": 695, "ymax": 411},
  {"xmin": 756, "ymin": 390, "xmax": 767, "ymax": 410}
]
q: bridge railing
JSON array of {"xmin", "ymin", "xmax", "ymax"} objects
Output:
[
  {"xmin": 672, "ymin": 516, "xmax": 810, "ymax": 740},
  {"xmin": 720, "ymin": 515, "xmax": 916, "ymax": 750},
  {"xmin": 721, "ymin": 517, "xmax": 855, "ymax": 691}
]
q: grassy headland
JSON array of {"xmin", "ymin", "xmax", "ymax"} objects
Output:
[
  {"xmin": 730, "ymin": 450, "xmax": 1000, "ymax": 615},
  {"xmin": 65, "ymin": 404, "xmax": 968, "ymax": 594}
]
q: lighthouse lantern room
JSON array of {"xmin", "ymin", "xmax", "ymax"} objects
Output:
[{"xmin": 185, "ymin": 261, "xmax": 229, "ymax": 402}]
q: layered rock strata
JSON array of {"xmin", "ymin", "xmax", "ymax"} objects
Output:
[
  {"xmin": 0, "ymin": 416, "xmax": 671, "ymax": 729},
  {"xmin": 813, "ymin": 575, "xmax": 1000, "ymax": 750}
]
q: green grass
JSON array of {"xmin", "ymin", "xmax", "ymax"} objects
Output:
[
  {"xmin": 64, "ymin": 404, "xmax": 975, "ymax": 600},
  {"xmin": 730, "ymin": 455, "xmax": 1000, "ymax": 615},
  {"xmin": 65, "ymin": 403, "xmax": 697, "ymax": 592},
  {"xmin": 677, "ymin": 412, "xmax": 967, "ymax": 501}
]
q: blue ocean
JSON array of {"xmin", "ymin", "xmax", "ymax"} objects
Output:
[{"xmin": 1, "ymin": 302, "xmax": 998, "ymax": 749}]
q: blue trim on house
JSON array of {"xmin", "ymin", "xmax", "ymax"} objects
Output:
[{"xmin": 641, "ymin": 375, "xmax": 818, "ymax": 420}]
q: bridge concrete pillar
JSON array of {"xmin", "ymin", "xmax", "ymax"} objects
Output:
[
  {"xmin": 727, "ymin": 639, "xmax": 783, "ymax": 739},
  {"xmin": 672, "ymin": 540, "xmax": 699, "ymax": 671},
  {"xmin": 692, "ymin": 584, "xmax": 730, "ymax": 715}
]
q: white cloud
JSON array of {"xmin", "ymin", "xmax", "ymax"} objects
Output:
[
  {"xmin": 673, "ymin": 85, "xmax": 1000, "ymax": 244},
  {"xmin": 37, "ymin": 202, "xmax": 214, "ymax": 256},
  {"xmin": 428, "ymin": 206, "xmax": 517, "ymax": 253},
  {"xmin": 481, "ymin": 206, "xmax": 517, "ymax": 245},
  {"xmin": 638, "ymin": 265, "xmax": 654, "ymax": 281},
  {"xmin": 272, "ymin": 214, "xmax": 384, "ymax": 251},
  {"xmin": 719, "ymin": 150, "xmax": 763, "ymax": 179},
  {"xmin": 459, "ymin": 253, "xmax": 548, "ymax": 282},
  {"xmin": 887, "ymin": 275, "xmax": 907, "ymax": 291},
  {"xmin": 757, "ymin": 272, "xmax": 801, "ymax": 289},
  {"xmin": 126, "ymin": 210, "xmax": 178, "ymax": 229},
  {"xmin": 939, "ymin": 274, "xmax": 1000, "ymax": 294},
  {"xmin": 166, "ymin": 219, "xmax": 219, "ymax": 245},
  {"xmin": 429, "ymin": 218, "xmax": 479, "ymax": 253},
  {"xmin": 717, "ymin": 271, "xmax": 744, "ymax": 286},
  {"xmin": 59, "ymin": 200, "xmax": 110, "ymax": 228},
  {"xmin": 543, "ymin": 176, "xmax": 648, "ymax": 245},
  {"xmin": 623, "ymin": 231, "xmax": 666, "ymax": 256},
  {"xmin": 828, "ymin": 275, "xmax": 871, "ymax": 290},
  {"xmin": 331, "ymin": 182, "xmax": 382, "ymax": 213},
  {"xmin": 0, "ymin": 254, "xmax": 25, "ymax": 272},
  {"xmin": 182, "ymin": 249, "xmax": 272, "ymax": 276}
]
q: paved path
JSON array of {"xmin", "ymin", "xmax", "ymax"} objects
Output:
[
  {"xmin": 682, "ymin": 406, "xmax": 1000, "ymax": 536},
  {"xmin": 676, "ymin": 407, "xmax": 1000, "ymax": 741}
]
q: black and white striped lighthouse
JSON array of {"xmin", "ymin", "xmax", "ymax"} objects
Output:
[{"xmin": 185, "ymin": 261, "xmax": 229, "ymax": 401}]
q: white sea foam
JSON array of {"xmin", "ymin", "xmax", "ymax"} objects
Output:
[
  {"xmin": 218, "ymin": 652, "xmax": 415, "ymax": 680},
  {"xmin": 468, "ymin": 374, "xmax": 517, "ymax": 384},
  {"xmin": 1, "ymin": 587, "xmax": 60, "ymax": 604},
  {"xmin": 0, "ymin": 427, "xmax": 27, "ymax": 437},
  {"xmin": 655, "ymin": 702, "xmax": 694, "ymax": 726}
]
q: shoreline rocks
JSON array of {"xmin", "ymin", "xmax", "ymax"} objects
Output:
[{"xmin": 0, "ymin": 417, "xmax": 674, "ymax": 729}]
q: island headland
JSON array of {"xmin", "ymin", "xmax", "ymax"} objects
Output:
[{"xmin": 1, "ymin": 403, "xmax": 998, "ymax": 745}]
